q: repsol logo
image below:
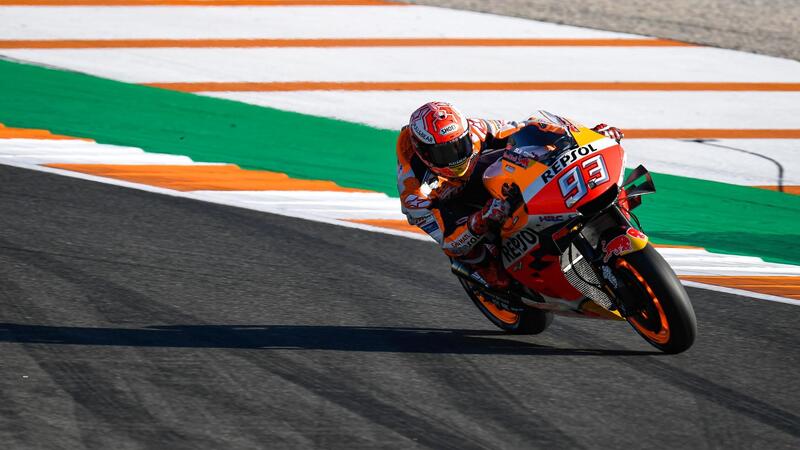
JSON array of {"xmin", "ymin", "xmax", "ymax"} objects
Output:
[
  {"xmin": 502, "ymin": 228, "xmax": 539, "ymax": 266},
  {"xmin": 541, "ymin": 144, "xmax": 599, "ymax": 183}
]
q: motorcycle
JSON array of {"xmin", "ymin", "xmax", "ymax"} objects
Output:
[{"xmin": 451, "ymin": 114, "xmax": 697, "ymax": 354}]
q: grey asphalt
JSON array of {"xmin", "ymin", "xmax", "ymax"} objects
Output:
[
  {"xmin": 0, "ymin": 165, "xmax": 798, "ymax": 448},
  {"xmin": 405, "ymin": 0, "xmax": 800, "ymax": 61}
]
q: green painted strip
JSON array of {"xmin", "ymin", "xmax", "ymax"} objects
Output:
[
  {"xmin": 1, "ymin": 58, "xmax": 798, "ymax": 266},
  {"xmin": 631, "ymin": 171, "xmax": 799, "ymax": 266},
  {"xmin": 0, "ymin": 58, "xmax": 397, "ymax": 193}
]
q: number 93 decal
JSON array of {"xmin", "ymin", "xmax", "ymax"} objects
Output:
[{"xmin": 558, "ymin": 155, "xmax": 609, "ymax": 207}]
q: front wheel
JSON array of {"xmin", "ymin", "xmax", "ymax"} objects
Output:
[
  {"xmin": 456, "ymin": 277, "xmax": 553, "ymax": 335},
  {"xmin": 613, "ymin": 244, "xmax": 697, "ymax": 353}
]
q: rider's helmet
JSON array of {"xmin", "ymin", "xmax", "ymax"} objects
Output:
[{"xmin": 408, "ymin": 101, "xmax": 478, "ymax": 179}]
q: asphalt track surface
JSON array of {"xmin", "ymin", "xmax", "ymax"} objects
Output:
[{"xmin": 0, "ymin": 165, "xmax": 799, "ymax": 449}]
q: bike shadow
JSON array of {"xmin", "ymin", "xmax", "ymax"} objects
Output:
[{"xmin": 0, "ymin": 323, "xmax": 657, "ymax": 356}]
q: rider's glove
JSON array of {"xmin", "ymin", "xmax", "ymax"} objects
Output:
[
  {"xmin": 483, "ymin": 198, "xmax": 510, "ymax": 223},
  {"xmin": 468, "ymin": 198, "xmax": 510, "ymax": 235},
  {"xmin": 592, "ymin": 123, "xmax": 624, "ymax": 142}
]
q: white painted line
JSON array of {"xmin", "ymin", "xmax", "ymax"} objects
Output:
[
  {"xmin": 623, "ymin": 139, "xmax": 800, "ymax": 187},
  {"xmin": 0, "ymin": 6, "xmax": 645, "ymax": 40},
  {"xmin": 681, "ymin": 281, "xmax": 799, "ymax": 306},
  {"xmin": 208, "ymin": 91, "xmax": 800, "ymax": 187},
  {"xmin": 0, "ymin": 139, "xmax": 196, "ymax": 165},
  {"xmin": 207, "ymin": 91, "xmax": 800, "ymax": 131},
  {"xmin": 6, "ymin": 47, "xmax": 798, "ymax": 83}
]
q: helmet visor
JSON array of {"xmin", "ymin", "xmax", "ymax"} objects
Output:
[{"xmin": 416, "ymin": 133, "xmax": 473, "ymax": 168}]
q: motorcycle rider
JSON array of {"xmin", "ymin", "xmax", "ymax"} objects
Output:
[{"xmin": 396, "ymin": 101, "xmax": 623, "ymax": 290}]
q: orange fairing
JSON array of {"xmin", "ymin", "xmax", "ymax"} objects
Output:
[
  {"xmin": 500, "ymin": 205, "xmax": 529, "ymax": 239},
  {"xmin": 483, "ymin": 156, "xmax": 548, "ymax": 239},
  {"xmin": 482, "ymin": 155, "xmax": 548, "ymax": 200},
  {"xmin": 482, "ymin": 158, "xmax": 511, "ymax": 199}
]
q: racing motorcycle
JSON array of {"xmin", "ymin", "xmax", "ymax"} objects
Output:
[{"xmin": 451, "ymin": 114, "xmax": 697, "ymax": 353}]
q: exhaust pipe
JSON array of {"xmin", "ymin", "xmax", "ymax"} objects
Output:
[{"xmin": 450, "ymin": 260, "xmax": 492, "ymax": 290}]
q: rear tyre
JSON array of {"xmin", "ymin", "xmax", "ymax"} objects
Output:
[
  {"xmin": 614, "ymin": 244, "xmax": 697, "ymax": 353},
  {"xmin": 457, "ymin": 277, "xmax": 553, "ymax": 335}
]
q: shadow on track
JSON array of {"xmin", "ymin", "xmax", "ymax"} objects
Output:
[{"xmin": 0, "ymin": 323, "xmax": 657, "ymax": 356}]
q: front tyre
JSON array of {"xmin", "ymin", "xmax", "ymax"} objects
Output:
[
  {"xmin": 457, "ymin": 277, "xmax": 553, "ymax": 335},
  {"xmin": 614, "ymin": 244, "xmax": 697, "ymax": 353}
]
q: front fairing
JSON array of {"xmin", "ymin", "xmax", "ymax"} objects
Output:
[
  {"xmin": 480, "ymin": 121, "xmax": 637, "ymax": 310},
  {"xmin": 483, "ymin": 123, "xmax": 626, "ymax": 260},
  {"xmin": 483, "ymin": 124, "xmax": 623, "ymax": 225}
]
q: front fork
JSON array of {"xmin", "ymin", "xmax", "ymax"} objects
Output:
[{"xmin": 571, "ymin": 205, "xmax": 650, "ymax": 317}]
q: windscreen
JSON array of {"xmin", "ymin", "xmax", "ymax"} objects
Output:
[{"xmin": 506, "ymin": 124, "xmax": 577, "ymax": 165}]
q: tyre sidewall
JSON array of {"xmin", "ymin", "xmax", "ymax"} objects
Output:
[{"xmin": 619, "ymin": 244, "xmax": 698, "ymax": 353}]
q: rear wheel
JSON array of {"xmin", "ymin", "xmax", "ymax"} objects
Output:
[
  {"xmin": 614, "ymin": 244, "xmax": 697, "ymax": 353},
  {"xmin": 457, "ymin": 277, "xmax": 553, "ymax": 335}
]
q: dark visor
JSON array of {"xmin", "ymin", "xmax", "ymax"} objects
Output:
[{"xmin": 417, "ymin": 133, "xmax": 472, "ymax": 168}]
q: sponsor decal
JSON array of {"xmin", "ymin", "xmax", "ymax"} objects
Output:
[
  {"xmin": 503, "ymin": 149, "xmax": 532, "ymax": 168},
  {"xmin": 470, "ymin": 271, "xmax": 488, "ymax": 286},
  {"xmin": 501, "ymin": 228, "xmax": 540, "ymax": 266},
  {"xmin": 529, "ymin": 213, "xmax": 576, "ymax": 231},
  {"xmin": 602, "ymin": 234, "xmax": 632, "ymax": 263},
  {"xmin": 421, "ymin": 221, "xmax": 439, "ymax": 233},
  {"xmin": 628, "ymin": 228, "xmax": 647, "ymax": 240},
  {"xmin": 449, "ymin": 231, "xmax": 480, "ymax": 252},
  {"xmin": 601, "ymin": 227, "xmax": 648, "ymax": 262},
  {"xmin": 521, "ymin": 138, "xmax": 616, "ymax": 204},
  {"xmin": 541, "ymin": 144, "xmax": 600, "ymax": 183},
  {"xmin": 539, "ymin": 215, "xmax": 567, "ymax": 222},
  {"xmin": 411, "ymin": 119, "xmax": 435, "ymax": 144},
  {"xmin": 439, "ymin": 123, "xmax": 459, "ymax": 136}
]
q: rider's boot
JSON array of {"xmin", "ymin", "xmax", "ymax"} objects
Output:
[{"xmin": 458, "ymin": 244, "xmax": 511, "ymax": 291}]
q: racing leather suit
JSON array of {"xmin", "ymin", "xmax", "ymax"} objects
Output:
[
  {"xmin": 396, "ymin": 117, "xmax": 528, "ymax": 258},
  {"xmin": 397, "ymin": 112, "xmax": 623, "ymax": 289}
]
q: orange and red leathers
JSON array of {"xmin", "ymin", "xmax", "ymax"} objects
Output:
[{"xmin": 397, "ymin": 117, "xmax": 523, "ymax": 257}]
